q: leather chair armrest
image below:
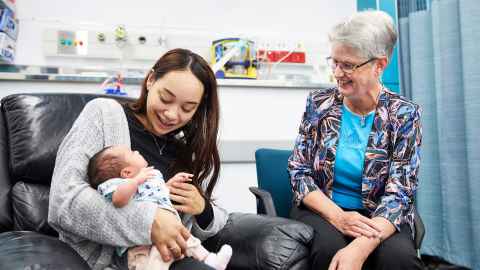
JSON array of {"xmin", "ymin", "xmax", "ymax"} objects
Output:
[
  {"xmin": 203, "ymin": 212, "xmax": 313, "ymax": 270},
  {"xmin": 0, "ymin": 231, "xmax": 90, "ymax": 270},
  {"xmin": 248, "ymin": 187, "xmax": 278, "ymax": 217}
]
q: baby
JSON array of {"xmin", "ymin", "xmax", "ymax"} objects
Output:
[{"xmin": 87, "ymin": 145, "xmax": 232, "ymax": 270}]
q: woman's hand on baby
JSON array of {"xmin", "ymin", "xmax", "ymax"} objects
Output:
[
  {"xmin": 133, "ymin": 166, "xmax": 155, "ymax": 184},
  {"xmin": 167, "ymin": 172, "xmax": 205, "ymax": 215},
  {"xmin": 333, "ymin": 211, "xmax": 382, "ymax": 239},
  {"xmin": 151, "ymin": 208, "xmax": 191, "ymax": 262}
]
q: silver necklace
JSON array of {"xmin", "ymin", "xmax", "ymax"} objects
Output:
[
  {"xmin": 149, "ymin": 132, "xmax": 166, "ymax": 155},
  {"xmin": 359, "ymin": 87, "xmax": 383, "ymax": 127},
  {"xmin": 132, "ymin": 111, "xmax": 167, "ymax": 155},
  {"xmin": 360, "ymin": 115, "xmax": 368, "ymax": 128}
]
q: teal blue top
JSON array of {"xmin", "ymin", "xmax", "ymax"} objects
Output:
[{"xmin": 332, "ymin": 104, "xmax": 375, "ymax": 209}]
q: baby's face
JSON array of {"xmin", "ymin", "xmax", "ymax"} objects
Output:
[{"xmin": 111, "ymin": 145, "xmax": 148, "ymax": 171}]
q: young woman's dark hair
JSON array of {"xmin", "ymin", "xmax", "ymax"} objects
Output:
[{"xmin": 129, "ymin": 48, "xmax": 220, "ymax": 200}]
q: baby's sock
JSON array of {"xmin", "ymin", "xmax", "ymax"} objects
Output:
[{"xmin": 203, "ymin": 244, "xmax": 233, "ymax": 270}]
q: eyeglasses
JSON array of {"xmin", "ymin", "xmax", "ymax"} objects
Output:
[{"xmin": 326, "ymin": 57, "xmax": 377, "ymax": 74}]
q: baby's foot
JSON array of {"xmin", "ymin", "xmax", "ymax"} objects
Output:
[{"xmin": 203, "ymin": 244, "xmax": 233, "ymax": 270}]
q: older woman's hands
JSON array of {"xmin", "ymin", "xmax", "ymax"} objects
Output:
[
  {"xmin": 151, "ymin": 208, "xmax": 191, "ymax": 262},
  {"xmin": 332, "ymin": 211, "xmax": 382, "ymax": 238},
  {"xmin": 167, "ymin": 172, "xmax": 205, "ymax": 215},
  {"xmin": 328, "ymin": 244, "xmax": 367, "ymax": 270}
]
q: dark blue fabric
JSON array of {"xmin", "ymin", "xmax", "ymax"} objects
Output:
[{"xmin": 255, "ymin": 148, "xmax": 293, "ymax": 218}]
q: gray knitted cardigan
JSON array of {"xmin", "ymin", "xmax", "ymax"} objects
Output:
[{"xmin": 48, "ymin": 98, "xmax": 228, "ymax": 270}]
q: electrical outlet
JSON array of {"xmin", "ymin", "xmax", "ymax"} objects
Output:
[
  {"xmin": 43, "ymin": 29, "xmax": 167, "ymax": 61},
  {"xmin": 126, "ymin": 32, "xmax": 167, "ymax": 61},
  {"xmin": 43, "ymin": 29, "xmax": 122, "ymax": 59}
]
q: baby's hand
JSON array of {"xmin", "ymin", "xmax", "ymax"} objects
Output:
[
  {"xmin": 134, "ymin": 166, "xmax": 156, "ymax": 184},
  {"xmin": 166, "ymin": 172, "xmax": 193, "ymax": 188}
]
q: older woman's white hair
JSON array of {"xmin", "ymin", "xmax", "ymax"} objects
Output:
[{"xmin": 329, "ymin": 10, "xmax": 397, "ymax": 62}]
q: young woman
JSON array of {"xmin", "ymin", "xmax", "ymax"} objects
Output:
[{"xmin": 49, "ymin": 48, "xmax": 227, "ymax": 270}]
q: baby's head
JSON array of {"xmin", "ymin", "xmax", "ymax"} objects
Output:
[{"xmin": 88, "ymin": 145, "xmax": 148, "ymax": 189}]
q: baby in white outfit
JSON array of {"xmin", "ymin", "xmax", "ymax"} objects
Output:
[{"xmin": 88, "ymin": 145, "xmax": 232, "ymax": 270}]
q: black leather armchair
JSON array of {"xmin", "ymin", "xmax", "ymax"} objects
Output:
[{"xmin": 0, "ymin": 93, "xmax": 313, "ymax": 270}]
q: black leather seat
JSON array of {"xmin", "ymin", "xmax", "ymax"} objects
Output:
[{"xmin": 0, "ymin": 93, "xmax": 313, "ymax": 270}]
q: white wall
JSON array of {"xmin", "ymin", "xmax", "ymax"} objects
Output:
[
  {"xmin": 0, "ymin": 81, "xmax": 312, "ymax": 213},
  {"xmin": 14, "ymin": 0, "xmax": 355, "ymax": 69},
  {"xmin": 4, "ymin": 0, "xmax": 355, "ymax": 213}
]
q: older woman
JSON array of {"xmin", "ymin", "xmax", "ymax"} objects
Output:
[{"xmin": 288, "ymin": 11, "xmax": 423, "ymax": 270}]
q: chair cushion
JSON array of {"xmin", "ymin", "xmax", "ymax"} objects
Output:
[
  {"xmin": 11, "ymin": 181, "xmax": 57, "ymax": 236},
  {"xmin": 1, "ymin": 93, "xmax": 132, "ymax": 185},
  {"xmin": 203, "ymin": 213, "xmax": 313, "ymax": 270},
  {"xmin": 1, "ymin": 94, "xmax": 94, "ymax": 185},
  {"xmin": 0, "ymin": 110, "xmax": 13, "ymax": 232},
  {"xmin": 255, "ymin": 148, "xmax": 293, "ymax": 218},
  {"xmin": 0, "ymin": 231, "xmax": 90, "ymax": 269}
]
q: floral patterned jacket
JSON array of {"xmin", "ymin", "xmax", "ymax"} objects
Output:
[{"xmin": 288, "ymin": 87, "xmax": 422, "ymax": 233}]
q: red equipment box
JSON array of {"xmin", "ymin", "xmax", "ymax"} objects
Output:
[{"xmin": 257, "ymin": 50, "xmax": 306, "ymax": 63}]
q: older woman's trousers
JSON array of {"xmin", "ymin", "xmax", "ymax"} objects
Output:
[{"xmin": 291, "ymin": 205, "xmax": 423, "ymax": 270}]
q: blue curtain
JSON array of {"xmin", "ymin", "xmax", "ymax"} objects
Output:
[{"xmin": 398, "ymin": 0, "xmax": 480, "ymax": 268}]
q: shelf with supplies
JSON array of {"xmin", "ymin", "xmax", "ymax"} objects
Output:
[
  {"xmin": 0, "ymin": 0, "xmax": 17, "ymax": 64},
  {"xmin": 0, "ymin": 64, "xmax": 335, "ymax": 89},
  {"xmin": 0, "ymin": 0, "xmax": 15, "ymax": 12}
]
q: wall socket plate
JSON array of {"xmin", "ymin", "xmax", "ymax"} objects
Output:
[{"xmin": 43, "ymin": 29, "xmax": 167, "ymax": 61}]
